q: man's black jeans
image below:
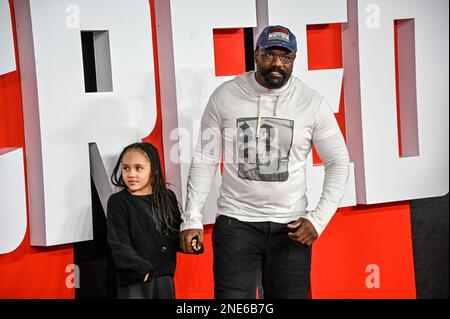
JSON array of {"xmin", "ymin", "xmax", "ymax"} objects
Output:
[{"xmin": 212, "ymin": 215, "xmax": 312, "ymax": 299}]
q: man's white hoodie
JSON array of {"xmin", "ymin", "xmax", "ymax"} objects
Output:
[{"xmin": 181, "ymin": 71, "xmax": 350, "ymax": 236}]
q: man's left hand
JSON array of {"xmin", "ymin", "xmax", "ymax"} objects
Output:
[{"xmin": 287, "ymin": 218, "xmax": 318, "ymax": 246}]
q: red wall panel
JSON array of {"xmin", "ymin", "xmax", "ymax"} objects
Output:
[
  {"xmin": 213, "ymin": 28, "xmax": 247, "ymax": 77},
  {"xmin": 0, "ymin": 5, "xmax": 417, "ymax": 298},
  {"xmin": 143, "ymin": 0, "xmax": 165, "ymax": 171},
  {"xmin": 311, "ymin": 202, "xmax": 416, "ymax": 298}
]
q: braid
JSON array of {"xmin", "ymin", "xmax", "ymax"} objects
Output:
[{"xmin": 148, "ymin": 148, "xmax": 180, "ymax": 233}]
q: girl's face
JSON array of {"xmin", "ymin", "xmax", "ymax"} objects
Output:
[{"xmin": 121, "ymin": 149, "xmax": 152, "ymax": 195}]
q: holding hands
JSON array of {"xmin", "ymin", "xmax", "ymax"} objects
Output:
[{"xmin": 180, "ymin": 229, "xmax": 204, "ymax": 254}]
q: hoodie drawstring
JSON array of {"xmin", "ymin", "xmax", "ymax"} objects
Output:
[
  {"xmin": 256, "ymin": 95, "xmax": 281, "ymax": 139},
  {"xmin": 274, "ymin": 95, "xmax": 280, "ymax": 117},
  {"xmin": 256, "ymin": 96, "xmax": 262, "ymax": 140}
]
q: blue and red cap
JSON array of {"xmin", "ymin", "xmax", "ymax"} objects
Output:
[{"xmin": 256, "ymin": 25, "xmax": 297, "ymax": 53}]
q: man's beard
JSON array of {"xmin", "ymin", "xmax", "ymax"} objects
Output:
[{"xmin": 258, "ymin": 66, "xmax": 292, "ymax": 89}]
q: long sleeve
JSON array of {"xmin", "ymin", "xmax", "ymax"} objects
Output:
[
  {"xmin": 181, "ymin": 97, "xmax": 222, "ymax": 231},
  {"xmin": 168, "ymin": 190, "xmax": 182, "ymax": 252},
  {"xmin": 305, "ymin": 99, "xmax": 350, "ymax": 236},
  {"xmin": 106, "ymin": 196, "xmax": 154, "ymax": 280}
]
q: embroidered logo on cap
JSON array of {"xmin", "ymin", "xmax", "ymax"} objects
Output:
[{"xmin": 267, "ymin": 27, "xmax": 290, "ymax": 43}]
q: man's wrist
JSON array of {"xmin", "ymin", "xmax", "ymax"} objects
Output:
[{"xmin": 180, "ymin": 221, "xmax": 204, "ymax": 232}]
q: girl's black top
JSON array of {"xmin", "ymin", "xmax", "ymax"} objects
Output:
[{"xmin": 106, "ymin": 188, "xmax": 181, "ymax": 287}]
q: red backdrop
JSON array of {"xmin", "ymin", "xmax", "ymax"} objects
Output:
[{"xmin": 0, "ymin": 1, "xmax": 416, "ymax": 299}]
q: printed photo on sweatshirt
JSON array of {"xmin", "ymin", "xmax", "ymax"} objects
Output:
[{"xmin": 237, "ymin": 117, "xmax": 294, "ymax": 182}]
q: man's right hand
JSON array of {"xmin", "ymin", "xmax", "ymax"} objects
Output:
[{"xmin": 180, "ymin": 229, "xmax": 204, "ymax": 254}]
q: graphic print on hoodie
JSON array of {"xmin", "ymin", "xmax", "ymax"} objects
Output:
[{"xmin": 237, "ymin": 117, "xmax": 294, "ymax": 182}]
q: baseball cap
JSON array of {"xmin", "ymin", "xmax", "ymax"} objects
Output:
[{"xmin": 256, "ymin": 25, "xmax": 297, "ymax": 53}]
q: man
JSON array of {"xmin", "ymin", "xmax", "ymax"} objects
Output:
[{"xmin": 180, "ymin": 25, "xmax": 350, "ymax": 299}]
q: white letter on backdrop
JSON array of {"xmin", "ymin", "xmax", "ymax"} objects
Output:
[
  {"xmin": 14, "ymin": 0, "xmax": 157, "ymax": 245},
  {"xmin": 344, "ymin": 0, "xmax": 449, "ymax": 204},
  {"xmin": 0, "ymin": 149, "xmax": 27, "ymax": 254}
]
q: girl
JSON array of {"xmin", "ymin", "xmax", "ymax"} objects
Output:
[{"xmin": 107, "ymin": 142, "xmax": 181, "ymax": 299}]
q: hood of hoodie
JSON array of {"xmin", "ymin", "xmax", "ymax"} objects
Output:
[
  {"xmin": 235, "ymin": 71, "xmax": 296, "ymax": 139},
  {"xmin": 235, "ymin": 71, "xmax": 294, "ymax": 99}
]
